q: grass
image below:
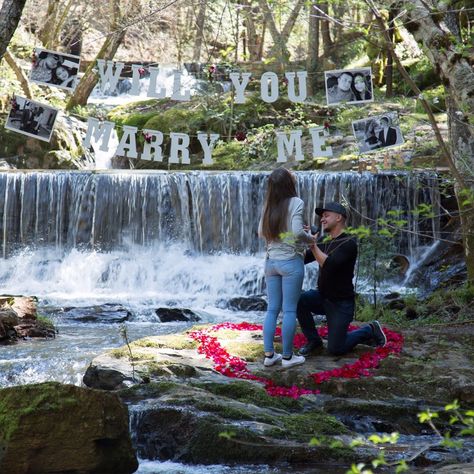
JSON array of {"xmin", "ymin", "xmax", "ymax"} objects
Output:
[{"xmin": 356, "ymin": 285, "xmax": 474, "ymax": 328}]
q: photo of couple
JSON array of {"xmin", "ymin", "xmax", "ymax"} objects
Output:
[
  {"xmin": 30, "ymin": 48, "xmax": 81, "ymax": 92},
  {"xmin": 258, "ymin": 168, "xmax": 387, "ymax": 368},
  {"xmin": 325, "ymin": 67, "xmax": 373, "ymax": 105},
  {"xmin": 352, "ymin": 112, "xmax": 405, "ymax": 154},
  {"xmin": 5, "ymin": 95, "xmax": 58, "ymax": 142}
]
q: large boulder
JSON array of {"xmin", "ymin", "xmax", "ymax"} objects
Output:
[{"xmin": 0, "ymin": 382, "xmax": 138, "ymax": 474}]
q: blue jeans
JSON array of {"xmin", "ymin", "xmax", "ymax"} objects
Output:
[
  {"xmin": 263, "ymin": 257, "xmax": 304, "ymax": 358},
  {"xmin": 297, "ymin": 289, "xmax": 372, "ymax": 355}
]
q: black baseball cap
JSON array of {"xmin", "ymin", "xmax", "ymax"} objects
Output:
[{"xmin": 315, "ymin": 202, "xmax": 347, "ymax": 218}]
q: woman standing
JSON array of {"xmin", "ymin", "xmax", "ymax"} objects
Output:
[{"xmin": 258, "ymin": 168, "xmax": 315, "ymax": 368}]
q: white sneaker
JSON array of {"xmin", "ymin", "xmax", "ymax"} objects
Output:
[
  {"xmin": 264, "ymin": 352, "xmax": 282, "ymax": 367},
  {"xmin": 282, "ymin": 354, "xmax": 305, "ymax": 368}
]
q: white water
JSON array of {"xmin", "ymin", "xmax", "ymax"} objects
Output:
[{"xmin": 0, "ymin": 243, "xmax": 265, "ymax": 309}]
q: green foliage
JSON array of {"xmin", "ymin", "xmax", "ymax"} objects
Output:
[
  {"xmin": 398, "ymin": 56, "xmax": 441, "ymax": 95},
  {"xmin": 345, "ymin": 401, "xmax": 473, "ymax": 473},
  {"xmin": 36, "ymin": 315, "xmax": 55, "ymax": 331},
  {"xmin": 415, "ymin": 85, "xmax": 446, "ymax": 113}
]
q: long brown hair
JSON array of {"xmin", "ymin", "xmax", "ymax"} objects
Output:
[{"xmin": 261, "ymin": 168, "xmax": 297, "ymax": 241}]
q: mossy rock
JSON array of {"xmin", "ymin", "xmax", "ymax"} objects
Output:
[
  {"xmin": 0, "ymin": 382, "xmax": 138, "ymax": 474},
  {"xmin": 125, "ymin": 382, "xmax": 355, "ymax": 466}
]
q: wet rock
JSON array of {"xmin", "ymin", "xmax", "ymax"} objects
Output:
[
  {"xmin": 59, "ymin": 304, "xmax": 132, "ymax": 323},
  {"xmin": 155, "ymin": 307, "xmax": 200, "ymax": 322},
  {"xmin": 0, "ymin": 296, "xmax": 54, "ymax": 342},
  {"xmin": 14, "ymin": 322, "xmax": 55, "ymax": 339},
  {"xmin": 434, "ymin": 463, "xmax": 474, "ymax": 473},
  {"xmin": 0, "ymin": 308, "xmax": 20, "ymax": 328},
  {"xmin": 122, "ymin": 381, "xmax": 355, "ymax": 466},
  {"xmin": 83, "ymin": 360, "xmax": 137, "ymax": 391},
  {"xmin": 83, "ymin": 334, "xmax": 203, "ymax": 390},
  {"xmin": 0, "ymin": 382, "xmax": 138, "ymax": 474},
  {"xmin": 226, "ymin": 296, "xmax": 267, "ymax": 312}
]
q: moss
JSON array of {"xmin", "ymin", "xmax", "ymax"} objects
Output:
[
  {"xmin": 220, "ymin": 340, "xmax": 262, "ymax": 362},
  {"xmin": 191, "ymin": 380, "xmax": 301, "ymax": 410},
  {"xmin": 209, "ymin": 141, "xmax": 247, "ymax": 170},
  {"xmin": 118, "ymin": 381, "xmax": 182, "ymax": 402},
  {"xmin": 144, "ymin": 361, "xmax": 197, "ymax": 377},
  {"xmin": 36, "ymin": 315, "xmax": 55, "ymax": 331},
  {"xmin": 188, "ymin": 399, "xmax": 274, "ymax": 423},
  {"xmin": 110, "ymin": 334, "xmax": 197, "ymax": 359},
  {"xmin": 0, "ymin": 382, "xmax": 77, "ymax": 442},
  {"xmin": 108, "ymin": 347, "xmax": 152, "ymax": 361},
  {"xmin": 188, "ymin": 420, "xmax": 265, "ymax": 463},
  {"xmin": 132, "ymin": 335, "xmax": 197, "ymax": 350}
]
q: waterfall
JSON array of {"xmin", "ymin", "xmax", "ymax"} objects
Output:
[{"xmin": 0, "ymin": 170, "xmax": 440, "ymax": 256}]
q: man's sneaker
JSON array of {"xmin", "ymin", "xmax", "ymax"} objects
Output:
[
  {"xmin": 369, "ymin": 320, "xmax": 387, "ymax": 347},
  {"xmin": 282, "ymin": 354, "xmax": 305, "ymax": 368},
  {"xmin": 298, "ymin": 340, "xmax": 324, "ymax": 357},
  {"xmin": 264, "ymin": 352, "xmax": 282, "ymax": 367}
]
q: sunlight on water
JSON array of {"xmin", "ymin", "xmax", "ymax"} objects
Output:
[{"xmin": 0, "ymin": 243, "xmax": 267, "ymax": 309}]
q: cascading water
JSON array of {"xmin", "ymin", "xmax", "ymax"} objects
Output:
[{"xmin": 0, "ymin": 170, "xmax": 440, "ymax": 255}]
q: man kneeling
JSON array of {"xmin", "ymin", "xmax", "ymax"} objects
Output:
[{"xmin": 297, "ymin": 202, "xmax": 386, "ymax": 356}]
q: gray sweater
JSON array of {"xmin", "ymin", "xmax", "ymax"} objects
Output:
[{"xmin": 258, "ymin": 197, "xmax": 314, "ymax": 260}]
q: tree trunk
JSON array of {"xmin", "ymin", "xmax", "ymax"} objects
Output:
[
  {"xmin": 66, "ymin": 0, "xmax": 125, "ymax": 110},
  {"xmin": 38, "ymin": 0, "xmax": 64, "ymax": 49},
  {"xmin": 307, "ymin": 2, "xmax": 320, "ymax": 96},
  {"xmin": 385, "ymin": 0, "xmax": 474, "ymax": 284},
  {"xmin": 4, "ymin": 49, "xmax": 32, "ymax": 99},
  {"xmin": 66, "ymin": 30, "xmax": 125, "ymax": 110},
  {"xmin": 320, "ymin": 2, "xmax": 333, "ymax": 58},
  {"xmin": 385, "ymin": 8, "xmax": 394, "ymax": 97},
  {"xmin": 192, "ymin": 0, "xmax": 207, "ymax": 62},
  {"xmin": 242, "ymin": 0, "xmax": 261, "ymax": 61},
  {"xmin": 258, "ymin": 0, "xmax": 305, "ymax": 64},
  {"xmin": 0, "ymin": 0, "xmax": 27, "ymax": 62}
]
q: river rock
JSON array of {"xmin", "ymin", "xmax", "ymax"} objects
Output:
[
  {"xmin": 155, "ymin": 307, "xmax": 200, "ymax": 322},
  {"xmin": 59, "ymin": 304, "xmax": 132, "ymax": 323},
  {"xmin": 121, "ymin": 381, "xmax": 357, "ymax": 466},
  {"xmin": 226, "ymin": 296, "xmax": 267, "ymax": 311},
  {"xmin": 0, "ymin": 382, "xmax": 138, "ymax": 474},
  {"xmin": 0, "ymin": 296, "xmax": 54, "ymax": 342},
  {"xmin": 84, "ymin": 322, "xmax": 474, "ymax": 469}
]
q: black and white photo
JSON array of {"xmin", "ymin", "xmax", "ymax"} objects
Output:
[
  {"xmin": 30, "ymin": 48, "xmax": 81, "ymax": 92},
  {"xmin": 352, "ymin": 112, "xmax": 404, "ymax": 154},
  {"xmin": 5, "ymin": 96, "xmax": 59, "ymax": 142},
  {"xmin": 325, "ymin": 67, "xmax": 373, "ymax": 105}
]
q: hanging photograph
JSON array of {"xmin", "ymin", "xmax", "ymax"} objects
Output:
[
  {"xmin": 5, "ymin": 95, "xmax": 59, "ymax": 142},
  {"xmin": 352, "ymin": 112, "xmax": 404, "ymax": 154},
  {"xmin": 325, "ymin": 67, "xmax": 374, "ymax": 105},
  {"xmin": 29, "ymin": 47, "xmax": 81, "ymax": 92}
]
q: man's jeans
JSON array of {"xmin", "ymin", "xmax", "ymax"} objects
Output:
[
  {"xmin": 297, "ymin": 289, "xmax": 372, "ymax": 355},
  {"xmin": 263, "ymin": 257, "xmax": 304, "ymax": 358}
]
